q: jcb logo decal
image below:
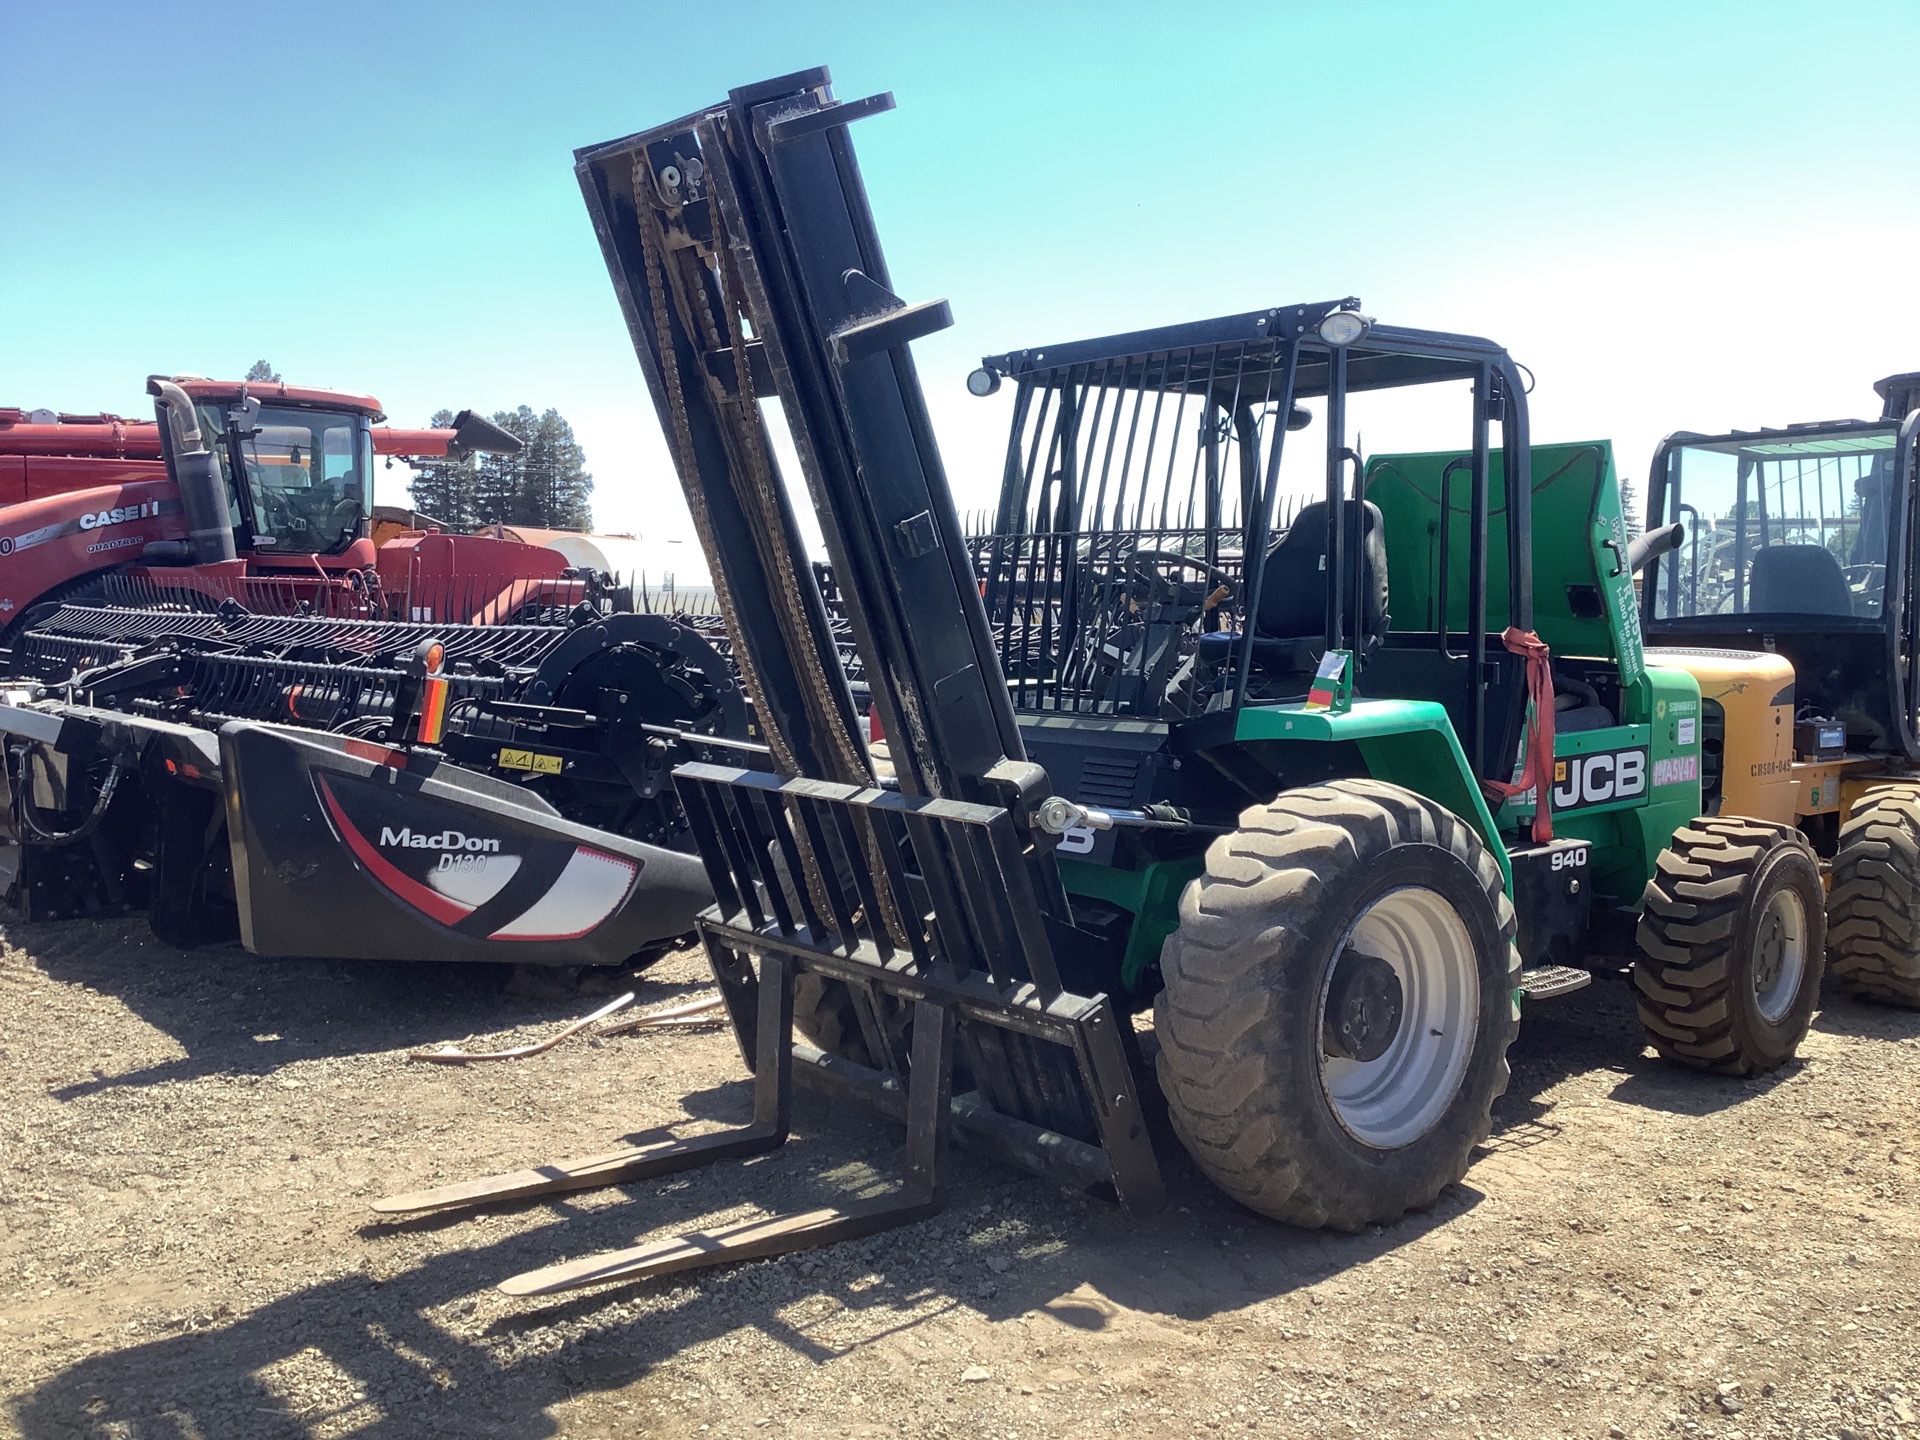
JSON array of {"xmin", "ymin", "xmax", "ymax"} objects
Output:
[{"xmin": 1551, "ymin": 749, "xmax": 1646, "ymax": 809}]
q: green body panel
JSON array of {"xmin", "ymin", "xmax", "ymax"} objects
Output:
[
  {"xmin": 1618, "ymin": 665, "xmax": 1705, "ymax": 900},
  {"xmin": 1365, "ymin": 440, "xmax": 1648, "ymax": 704},
  {"xmin": 1505, "ymin": 723, "xmax": 1654, "ymax": 820},
  {"xmin": 1058, "ymin": 855, "xmax": 1206, "ymax": 992},
  {"xmin": 1057, "ymin": 698, "xmax": 1518, "ymax": 1001},
  {"xmin": 1231, "ymin": 698, "xmax": 1512, "ymax": 887},
  {"xmin": 1492, "ymin": 665, "xmax": 1702, "ymax": 903},
  {"xmin": 1054, "ymin": 440, "xmax": 1705, "ymax": 999}
]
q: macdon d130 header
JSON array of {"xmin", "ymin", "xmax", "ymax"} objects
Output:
[{"xmin": 366, "ymin": 69, "xmax": 1920, "ymax": 1298}]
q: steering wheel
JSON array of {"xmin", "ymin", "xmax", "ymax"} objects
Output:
[
  {"xmin": 253, "ymin": 487, "xmax": 301, "ymax": 535},
  {"xmin": 330, "ymin": 492, "xmax": 365, "ymax": 527},
  {"xmin": 1125, "ymin": 549, "xmax": 1235, "ymax": 595}
]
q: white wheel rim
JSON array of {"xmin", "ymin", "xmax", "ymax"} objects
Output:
[
  {"xmin": 1319, "ymin": 886, "xmax": 1481, "ymax": 1149},
  {"xmin": 1751, "ymin": 886, "xmax": 1808, "ymax": 1024}
]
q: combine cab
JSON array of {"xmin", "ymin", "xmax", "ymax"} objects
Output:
[{"xmin": 0, "ymin": 380, "xmax": 562, "ymax": 635}]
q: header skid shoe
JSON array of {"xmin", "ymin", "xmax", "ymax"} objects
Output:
[{"xmin": 374, "ymin": 765, "xmax": 1163, "ymax": 1295}]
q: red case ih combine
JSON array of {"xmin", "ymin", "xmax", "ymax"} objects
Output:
[
  {"xmin": 0, "ymin": 376, "xmax": 756, "ymax": 965},
  {"xmin": 0, "ymin": 377, "xmax": 591, "ymax": 636}
]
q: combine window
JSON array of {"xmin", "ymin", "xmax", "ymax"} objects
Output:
[
  {"xmin": 1650, "ymin": 428, "xmax": 1898, "ymax": 622},
  {"xmin": 201, "ymin": 403, "xmax": 371, "ymax": 555}
]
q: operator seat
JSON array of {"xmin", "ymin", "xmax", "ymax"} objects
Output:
[
  {"xmin": 1165, "ymin": 500, "xmax": 1389, "ymax": 714},
  {"xmin": 1748, "ymin": 544, "xmax": 1853, "ymax": 616},
  {"xmin": 1251, "ymin": 500, "xmax": 1389, "ymax": 664}
]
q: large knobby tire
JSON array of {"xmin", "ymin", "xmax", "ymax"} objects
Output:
[
  {"xmin": 1827, "ymin": 787, "xmax": 1920, "ymax": 1008},
  {"xmin": 792, "ymin": 971, "xmax": 881, "ymax": 1066},
  {"xmin": 1155, "ymin": 779, "xmax": 1520, "ymax": 1231},
  {"xmin": 1633, "ymin": 818, "xmax": 1826, "ymax": 1074}
]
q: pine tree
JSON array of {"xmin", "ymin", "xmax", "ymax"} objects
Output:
[
  {"xmin": 404, "ymin": 403, "xmax": 594, "ymax": 531},
  {"xmin": 511, "ymin": 408, "xmax": 593, "ymax": 530},
  {"xmin": 244, "ymin": 359, "xmax": 281, "ymax": 383},
  {"xmin": 471, "ymin": 405, "xmax": 536, "ymax": 525},
  {"xmin": 405, "ymin": 409, "xmax": 477, "ymax": 527}
]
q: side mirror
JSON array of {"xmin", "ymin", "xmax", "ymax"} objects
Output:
[
  {"xmin": 226, "ymin": 396, "xmax": 262, "ymax": 436},
  {"xmin": 446, "ymin": 410, "xmax": 523, "ymax": 460}
]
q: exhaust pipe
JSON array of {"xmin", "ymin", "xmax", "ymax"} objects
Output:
[
  {"xmin": 1627, "ymin": 520, "xmax": 1685, "ymax": 575},
  {"xmin": 148, "ymin": 377, "xmax": 237, "ymax": 565}
]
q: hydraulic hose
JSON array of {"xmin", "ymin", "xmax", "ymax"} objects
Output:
[{"xmin": 14, "ymin": 746, "xmax": 128, "ymax": 846}]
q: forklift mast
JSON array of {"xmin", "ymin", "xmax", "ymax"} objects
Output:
[
  {"xmin": 576, "ymin": 69, "xmax": 1031, "ymax": 815},
  {"xmin": 439, "ymin": 69, "xmax": 1174, "ymax": 1292}
]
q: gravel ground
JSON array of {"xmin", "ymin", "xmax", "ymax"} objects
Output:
[{"xmin": 2, "ymin": 915, "xmax": 1916, "ymax": 1440}]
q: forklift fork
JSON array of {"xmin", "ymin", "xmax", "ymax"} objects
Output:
[
  {"xmin": 370, "ymin": 951, "xmax": 798, "ymax": 1222},
  {"xmin": 502, "ymin": 989, "xmax": 954, "ymax": 1297},
  {"xmin": 372, "ymin": 766, "xmax": 1162, "ymax": 1296}
]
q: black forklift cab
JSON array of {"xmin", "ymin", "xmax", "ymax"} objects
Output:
[{"xmin": 1640, "ymin": 377, "xmax": 1920, "ymax": 759}]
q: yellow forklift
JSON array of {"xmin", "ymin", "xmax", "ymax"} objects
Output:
[{"xmin": 1640, "ymin": 370, "xmax": 1920, "ymax": 1009}]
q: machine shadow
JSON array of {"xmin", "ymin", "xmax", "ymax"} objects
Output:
[
  {"xmin": 1597, "ymin": 972, "xmax": 1898, "ymax": 1116},
  {"xmin": 5, "ymin": 1083, "xmax": 1470, "ymax": 1440},
  {"xmin": 8, "ymin": 915, "xmax": 698, "ymax": 1101},
  {"xmin": 11, "ymin": 964, "xmax": 1672, "ymax": 1440},
  {"xmin": 1809, "ymin": 988, "xmax": 1920, "ymax": 1043}
]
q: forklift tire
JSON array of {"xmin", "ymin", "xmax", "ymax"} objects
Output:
[
  {"xmin": 1827, "ymin": 788, "xmax": 1920, "ymax": 1008},
  {"xmin": 1634, "ymin": 819, "xmax": 1826, "ymax": 1073},
  {"xmin": 792, "ymin": 972, "xmax": 879, "ymax": 1067},
  {"xmin": 765, "ymin": 842, "xmax": 895, "ymax": 1067},
  {"xmin": 1155, "ymin": 779, "xmax": 1520, "ymax": 1231}
]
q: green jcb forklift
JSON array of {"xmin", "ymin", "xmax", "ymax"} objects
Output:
[
  {"xmin": 964, "ymin": 330, "xmax": 1824, "ymax": 1226},
  {"xmin": 379, "ymin": 72, "xmax": 1831, "ymax": 1294}
]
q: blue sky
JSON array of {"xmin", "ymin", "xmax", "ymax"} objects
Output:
[{"xmin": 4, "ymin": 0, "xmax": 1916, "ymax": 550}]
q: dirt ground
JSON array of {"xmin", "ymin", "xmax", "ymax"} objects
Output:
[{"xmin": 1, "ymin": 916, "xmax": 1916, "ymax": 1440}]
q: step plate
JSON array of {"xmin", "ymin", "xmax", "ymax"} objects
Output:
[{"xmin": 1517, "ymin": 964, "xmax": 1594, "ymax": 1000}]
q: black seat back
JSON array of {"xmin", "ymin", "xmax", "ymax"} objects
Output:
[
  {"xmin": 1748, "ymin": 544, "xmax": 1852, "ymax": 616},
  {"xmin": 1256, "ymin": 500, "xmax": 1389, "ymax": 642}
]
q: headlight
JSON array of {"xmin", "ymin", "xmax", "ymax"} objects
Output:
[
  {"xmin": 966, "ymin": 367, "xmax": 1002, "ymax": 397},
  {"xmin": 1317, "ymin": 311, "xmax": 1371, "ymax": 347}
]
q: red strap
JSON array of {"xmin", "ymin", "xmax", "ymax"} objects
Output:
[{"xmin": 1481, "ymin": 627, "xmax": 1555, "ymax": 844}]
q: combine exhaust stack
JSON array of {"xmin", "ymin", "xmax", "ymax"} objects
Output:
[
  {"xmin": 147, "ymin": 377, "xmax": 237, "ymax": 565},
  {"xmin": 378, "ymin": 69, "xmax": 1163, "ymax": 1291}
]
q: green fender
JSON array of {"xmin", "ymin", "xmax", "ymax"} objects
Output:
[{"xmin": 1229, "ymin": 697, "xmax": 1513, "ymax": 887}]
